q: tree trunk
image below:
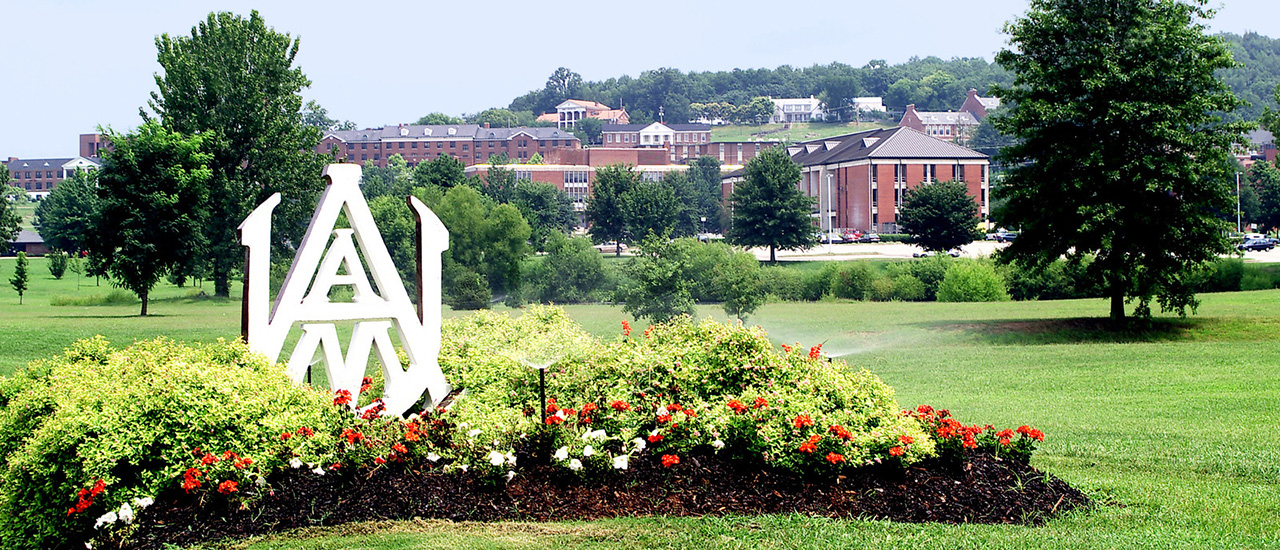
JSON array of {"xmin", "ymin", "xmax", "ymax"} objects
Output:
[
  {"xmin": 1109, "ymin": 283, "xmax": 1125, "ymax": 322},
  {"xmin": 140, "ymin": 290, "xmax": 149, "ymax": 317},
  {"xmin": 214, "ymin": 259, "xmax": 232, "ymax": 298},
  {"xmin": 769, "ymin": 245, "xmax": 776, "ymax": 263}
]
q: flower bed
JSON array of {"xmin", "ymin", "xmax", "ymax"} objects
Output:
[{"xmin": 0, "ymin": 307, "xmax": 1080, "ymax": 549}]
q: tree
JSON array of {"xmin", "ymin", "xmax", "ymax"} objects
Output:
[
  {"xmin": 713, "ymin": 250, "xmax": 764, "ymax": 321},
  {"xmin": 470, "ymin": 108, "xmax": 520, "ymax": 128},
  {"xmin": 433, "ymin": 185, "xmax": 530, "ymax": 299},
  {"xmin": 993, "ymin": 0, "xmax": 1248, "ymax": 320},
  {"xmin": 727, "ymin": 146, "xmax": 813, "ymax": 262},
  {"xmin": 742, "ymin": 97, "xmax": 776, "ymax": 124},
  {"xmin": 413, "ymin": 154, "xmax": 466, "ymax": 189},
  {"xmin": 301, "ymin": 100, "xmax": 355, "ymax": 131},
  {"xmin": 620, "ymin": 233, "xmax": 696, "ymax": 323},
  {"xmin": 147, "ymin": 10, "xmax": 326, "ymax": 297},
  {"xmin": 523, "ymin": 233, "xmax": 607, "ymax": 303},
  {"xmin": 625, "ymin": 180, "xmax": 684, "ymax": 240},
  {"xmin": 574, "ymin": 117, "xmax": 603, "ymax": 145},
  {"xmin": 0, "ymin": 165, "xmax": 19, "ymax": 244},
  {"xmin": 88, "ymin": 122, "xmax": 211, "ymax": 316},
  {"xmin": 361, "ymin": 154, "xmax": 413, "ymax": 200},
  {"xmin": 9, "ymin": 252, "xmax": 28, "ymax": 305},
  {"xmin": 34, "ymin": 169, "xmax": 99, "ymax": 252},
  {"xmin": 416, "ymin": 112, "xmax": 463, "ymax": 125},
  {"xmin": 586, "ymin": 164, "xmax": 640, "ymax": 255},
  {"xmin": 688, "ymin": 156, "xmax": 725, "ymax": 233},
  {"xmin": 1250, "ymin": 161, "xmax": 1280, "ymax": 231},
  {"xmin": 47, "ymin": 251, "xmax": 68, "ymax": 280},
  {"xmin": 481, "ymin": 160, "xmax": 518, "ymax": 204},
  {"xmin": 513, "ymin": 182, "xmax": 575, "ymax": 252},
  {"xmin": 898, "ymin": 181, "xmax": 984, "ymax": 252}
]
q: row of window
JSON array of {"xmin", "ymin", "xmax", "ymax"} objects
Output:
[{"xmin": 341, "ymin": 139, "xmax": 572, "ymax": 151}]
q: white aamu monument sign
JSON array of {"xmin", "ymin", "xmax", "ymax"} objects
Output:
[{"xmin": 238, "ymin": 164, "xmax": 452, "ymax": 416}]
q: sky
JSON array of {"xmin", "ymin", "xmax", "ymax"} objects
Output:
[{"xmin": 3, "ymin": 0, "xmax": 1279, "ymax": 160}]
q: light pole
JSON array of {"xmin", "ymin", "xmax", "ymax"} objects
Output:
[
  {"xmin": 1237, "ymin": 171, "xmax": 1242, "ymax": 233},
  {"xmin": 826, "ymin": 173, "xmax": 833, "ymax": 253}
]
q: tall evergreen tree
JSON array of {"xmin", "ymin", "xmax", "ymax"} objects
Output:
[
  {"xmin": 0, "ymin": 166, "xmax": 19, "ymax": 243},
  {"xmin": 993, "ymin": 0, "xmax": 1248, "ymax": 320},
  {"xmin": 9, "ymin": 252, "xmax": 28, "ymax": 305},
  {"xmin": 146, "ymin": 10, "xmax": 325, "ymax": 297},
  {"xmin": 727, "ymin": 146, "xmax": 813, "ymax": 262}
]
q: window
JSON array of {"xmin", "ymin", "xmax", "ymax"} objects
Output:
[
  {"xmin": 871, "ymin": 165, "xmax": 877, "ymax": 183},
  {"xmin": 462, "ymin": 144, "xmax": 469, "ymax": 152},
  {"xmin": 398, "ymin": 142, "xmax": 405, "ymax": 149},
  {"xmin": 450, "ymin": 142, "xmax": 455, "ymax": 149},
  {"xmin": 361, "ymin": 154, "xmax": 367, "ymax": 161},
  {"xmin": 515, "ymin": 170, "xmax": 532, "ymax": 180},
  {"xmin": 953, "ymin": 164, "xmax": 960, "ymax": 181},
  {"xmin": 374, "ymin": 154, "xmax": 380, "ymax": 161},
  {"xmin": 362, "ymin": 143, "xmax": 368, "ymax": 150},
  {"xmin": 437, "ymin": 142, "xmax": 443, "ymax": 149},
  {"xmin": 894, "ymin": 164, "xmax": 904, "ymax": 183},
  {"xmin": 412, "ymin": 142, "xmax": 418, "ymax": 149}
]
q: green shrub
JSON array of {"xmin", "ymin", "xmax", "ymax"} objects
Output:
[
  {"xmin": 829, "ymin": 263, "xmax": 875, "ymax": 300},
  {"xmin": 47, "ymin": 251, "xmax": 69, "ymax": 280},
  {"xmin": 890, "ymin": 274, "xmax": 927, "ymax": 301},
  {"xmin": 1197, "ymin": 258, "xmax": 1244, "ymax": 293},
  {"xmin": 447, "ymin": 269, "xmax": 491, "ymax": 310},
  {"xmin": 49, "ymin": 289, "xmax": 138, "ymax": 307},
  {"xmin": 522, "ymin": 234, "xmax": 610, "ymax": 304},
  {"xmin": 0, "ymin": 337, "xmax": 347, "ymax": 549},
  {"xmin": 868, "ymin": 276, "xmax": 896, "ymax": 301},
  {"xmin": 1241, "ymin": 264, "xmax": 1279, "ymax": 291},
  {"xmin": 904, "ymin": 255, "xmax": 951, "ymax": 301},
  {"xmin": 685, "ymin": 240, "xmax": 735, "ymax": 302},
  {"xmin": 937, "ymin": 260, "xmax": 1010, "ymax": 302},
  {"xmin": 877, "ymin": 233, "xmax": 910, "ymax": 243},
  {"xmin": 758, "ymin": 266, "xmax": 807, "ymax": 301}
]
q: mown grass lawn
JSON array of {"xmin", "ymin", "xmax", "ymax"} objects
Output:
[
  {"xmin": 710, "ymin": 121, "xmax": 895, "ymax": 144},
  {"xmin": 2, "ymin": 256, "xmax": 1278, "ymax": 548}
]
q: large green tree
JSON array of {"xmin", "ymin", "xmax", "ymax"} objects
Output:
[
  {"xmin": 620, "ymin": 233, "xmax": 697, "ymax": 323},
  {"xmin": 0, "ymin": 165, "xmax": 20, "ymax": 243},
  {"xmin": 146, "ymin": 10, "xmax": 325, "ymax": 297},
  {"xmin": 88, "ymin": 122, "xmax": 211, "ymax": 316},
  {"xmin": 727, "ymin": 146, "xmax": 813, "ymax": 262},
  {"xmin": 513, "ymin": 181, "xmax": 575, "ymax": 252},
  {"xmin": 1250, "ymin": 161, "xmax": 1280, "ymax": 232},
  {"xmin": 586, "ymin": 164, "xmax": 641, "ymax": 255},
  {"xmin": 898, "ymin": 181, "xmax": 983, "ymax": 252},
  {"xmin": 993, "ymin": 0, "xmax": 1247, "ymax": 320},
  {"xmin": 34, "ymin": 169, "xmax": 99, "ymax": 253},
  {"xmin": 688, "ymin": 156, "xmax": 726, "ymax": 233},
  {"xmin": 413, "ymin": 154, "xmax": 467, "ymax": 189}
]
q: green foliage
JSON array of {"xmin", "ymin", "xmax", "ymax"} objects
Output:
[
  {"xmin": 434, "ymin": 186, "xmax": 530, "ymax": 297},
  {"xmin": 0, "ymin": 337, "xmax": 345, "ymax": 550},
  {"xmin": 148, "ymin": 10, "xmax": 326, "ymax": 297},
  {"xmin": 586, "ymin": 164, "xmax": 640, "ymax": 250},
  {"xmin": 728, "ymin": 146, "xmax": 813, "ymax": 262},
  {"xmin": 897, "ymin": 181, "xmax": 983, "ymax": 252},
  {"xmin": 415, "ymin": 112, "xmax": 463, "ymax": 126},
  {"xmin": 625, "ymin": 180, "xmax": 684, "ymax": 240},
  {"xmin": 993, "ymin": 0, "xmax": 1248, "ymax": 319},
  {"xmin": 33, "ymin": 169, "xmax": 98, "ymax": 253},
  {"xmin": 413, "ymin": 154, "xmax": 467, "ymax": 189},
  {"xmin": 89, "ymin": 122, "xmax": 211, "ymax": 316},
  {"xmin": 688, "ymin": 156, "xmax": 726, "ymax": 233},
  {"xmin": 513, "ymin": 182, "xmax": 575, "ymax": 252},
  {"xmin": 573, "ymin": 118, "xmax": 603, "ymax": 146},
  {"xmin": 828, "ymin": 262, "xmax": 874, "ymax": 300},
  {"xmin": 937, "ymin": 260, "xmax": 1010, "ymax": 302},
  {"xmin": 619, "ymin": 234, "xmax": 697, "ymax": 323},
  {"xmin": 8, "ymin": 253, "xmax": 28, "ymax": 305},
  {"xmin": 712, "ymin": 250, "xmax": 764, "ymax": 320},
  {"xmin": 46, "ymin": 251, "xmax": 68, "ymax": 280},
  {"xmin": 360, "ymin": 154, "xmax": 413, "ymax": 200},
  {"xmin": 301, "ymin": 100, "xmax": 355, "ymax": 132},
  {"xmin": 447, "ymin": 269, "xmax": 491, "ymax": 310},
  {"xmin": 522, "ymin": 233, "xmax": 610, "ymax": 304},
  {"xmin": 1249, "ymin": 161, "xmax": 1280, "ymax": 232}
]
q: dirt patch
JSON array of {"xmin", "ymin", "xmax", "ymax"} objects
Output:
[{"xmin": 115, "ymin": 450, "xmax": 1089, "ymax": 549}]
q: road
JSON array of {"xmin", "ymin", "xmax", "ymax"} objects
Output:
[{"xmin": 744, "ymin": 240, "xmax": 1280, "ymax": 262}]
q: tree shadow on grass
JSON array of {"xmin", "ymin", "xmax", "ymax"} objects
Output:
[
  {"xmin": 45, "ymin": 313, "xmax": 172, "ymax": 319},
  {"xmin": 933, "ymin": 317, "xmax": 1213, "ymax": 345}
]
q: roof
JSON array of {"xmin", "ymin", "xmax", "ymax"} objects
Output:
[
  {"xmin": 602, "ymin": 123, "xmax": 710, "ymax": 132},
  {"xmin": 10, "ymin": 230, "xmax": 43, "ymax": 245},
  {"xmin": 5, "ymin": 157, "xmax": 100, "ymax": 171},
  {"xmin": 322, "ymin": 125, "xmax": 578, "ymax": 142},
  {"xmin": 913, "ymin": 111, "xmax": 978, "ymax": 126},
  {"xmin": 1247, "ymin": 129, "xmax": 1274, "ymax": 146},
  {"xmin": 787, "ymin": 127, "xmax": 988, "ymax": 167},
  {"xmin": 535, "ymin": 113, "xmax": 559, "ymax": 123},
  {"xmin": 558, "ymin": 99, "xmax": 611, "ymax": 111}
]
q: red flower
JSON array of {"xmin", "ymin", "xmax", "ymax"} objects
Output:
[
  {"xmin": 996, "ymin": 429, "xmax": 1014, "ymax": 440},
  {"xmin": 792, "ymin": 415, "xmax": 814, "ymax": 429},
  {"xmin": 888, "ymin": 446, "xmax": 906, "ymax": 457},
  {"xmin": 1029, "ymin": 428, "xmax": 1045, "ymax": 442},
  {"xmin": 799, "ymin": 441, "xmax": 817, "ymax": 453},
  {"xmin": 999, "ymin": 437, "xmax": 1012, "ymax": 446},
  {"xmin": 621, "ymin": 320, "xmax": 632, "ymax": 336},
  {"xmin": 825, "ymin": 452, "xmax": 846, "ymax": 464},
  {"xmin": 217, "ymin": 480, "xmax": 238, "ymax": 495},
  {"xmin": 899, "ymin": 435, "xmax": 915, "ymax": 445},
  {"xmin": 544, "ymin": 415, "xmax": 564, "ymax": 426},
  {"xmin": 222, "ymin": 450, "xmax": 238, "ymax": 461},
  {"xmin": 200, "ymin": 453, "xmax": 218, "ymax": 466},
  {"xmin": 563, "ymin": 408, "xmax": 577, "ymax": 417},
  {"xmin": 667, "ymin": 403, "xmax": 683, "ymax": 412},
  {"xmin": 581, "ymin": 403, "xmax": 598, "ymax": 414},
  {"xmin": 648, "ymin": 433, "xmax": 664, "ymax": 443},
  {"xmin": 296, "ymin": 427, "xmax": 314, "ymax": 437},
  {"xmin": 280, "ymin": 432, "xmax": 293, "ymax": 441},
  {"xmin": 329, "ymin": 463, "xmax": 341, "ymax": 471},
  {"xmin": 392, "ymin": 443, "xmax": 408, "ymax": 454},
  {"xmin": 661, "ymin": 454, "xmax": 680, "ymax": 467},
  {"xmin": 781, "ymin": 344, "xmax": 792, "ymax": 353},
  {"xmin": 727, "ymin": 399, "xmax": 747, "ymax": 413},
  {"xmin": 682, "ymin": 409, "xmax": 698, "ymax": 418},
  {"xmin": 333, "ymin": 389, "xmax": 352, "ymax": 406},
  {"xmin": 546, "ymin": 398, "xmax": 559, "ymax": 414},
  {"xmin": 828, "ymin": 425, "xmax": 853, "ymax": 440},
  {"xmin": 1016, "ymin": 425, "xmax": 1031, "ymax": 436},
  {"xmin": 89, "ymin": 479, "xmax": 105, "ymax": 497},
  {"xmin": 644, "ymin": 325, "xmax": 654, "ymax": 338},
  {"xmin": 374, "ymin": 456, "xmax": 387, "ymax": 465},
  {"xmin": 342, "ymin": 428, "xmax": 365, "ymax": 445},
  {"xmin": 610, "ymin": 400, "xmax": 631, "ymax": 411},
  {"xmin": 657, "ymin": 414, "xmax": 672, "ymax": 423},
  {"xmin": 182, "ymin": 468, "xmax": 203, "ymax": 493},
  {"xmin": 68, "ymin": 479, "xmax": 108, "ymax": 514},
  {"xmin": 809, "ymin": 344, "xmax": 822, "ymax": 359},
  {"xmin": 916, "ymin": 405, "xmax": 935, "ymax": 415},
  {"xmin": 752, "ymin": 397, "xmax": 768, "ymax": 409}
]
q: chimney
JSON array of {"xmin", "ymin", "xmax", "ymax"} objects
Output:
[{"xmin": 484, "ymin": 122, "xmax": 490, "ymax": 129}]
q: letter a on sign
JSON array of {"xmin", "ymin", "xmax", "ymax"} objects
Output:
[{"xmin": 238, "ymin": 164, "xmax": 451, "ymax": 416}]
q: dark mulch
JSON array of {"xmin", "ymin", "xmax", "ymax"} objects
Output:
[{"xmin": 115, "ymin": 450, "xmax": 1088, "ymax": 549}]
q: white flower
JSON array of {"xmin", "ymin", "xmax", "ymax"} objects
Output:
[
  {"xmin": 554, "ymin": 409, "xmax": 566, "ymax": 420},
  {"xmin": 85, "ymin": 543, "xmax": 92, "ymax": 550},
  {"xmin": 568, "ymin": 459, "xmax": 583, "ymax": 471},
  {"xmin": 581, "ymin": 429, "xmax": 607, "ymax": 441},
  {"xmin": 712, "ymin": 439, "xmax": 725, "ymax": 450},
  {"xmin": 655, "ymin": 405, "xmax": 669, "ymax": 417},
  {"xmin": 131, "ymin": 497, "xmax": 154, "ymax": 510},
  {"xmin": 554, "ymin": 446, "xmax": 570, "ymax": 461},
  {"xmin": 427, "ymin": 452, "xmax": 441, "ymax": 462},
  {"xmin": 116, "ymin": 503, "xmax": 135, "ymax": 524},
  {"xmin": 506, "ymin": 470, "xmax": 517, "ymax": 481},
  {"xmin": 582, "ymin": 445, "xmax": 595, "ymax": 457},
  {"xmin": 487, "ymin": 450, "xmax": 505, "ymax": 467},
  {"xmin": 312, "ymin": 466, "xmax": 325, "ymax": 476},
  {"xmin": 468, "ymin": 429, "xmax": 482, "ymax": 438},
  {"xmin": 458, "ymin": 464, "xmax": 469, "ymax": 472},
  {"xmin": 289, "ymin": 458, "xmax": 304, "ymax": 469},
  {"xmin": 459, "ymin": 422, "xmax": 470, "ymax": 429},
  {"xmin": 612, "ymin": 454, "xmax": 629, "ymax": 470},
  {"xmin": 255, "ymin": 475, "xmax": 267, "ymax": 487},
  {"xmin": 94, "ymin": 511, "xmax": 118, "ymax": 529},
  {"xmin": 505, "ymin": 453, "xmax": 517, "ymax": 466},
  {"xmin": 633, "ymin": 438, "xmax": 647, "ymax": 452}
]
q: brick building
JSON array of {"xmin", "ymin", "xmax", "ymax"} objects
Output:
[
  {"xmin": 899, "ymin": 89, "xmax": 1001, "ymax": 142},
  {"xmin": 316, "ymin": 124, "xmax": 581, "ymax": 167},
  {"xmin": 5, "ymin": 156, "xmax": 101, "ymax": 199},
  {"xmin": 726, "ymin": 127, "xmax": 990, "ymax": 234},
  {"xmin": 959, "ymin": 89, "xmax": 1001, "ymax": 120}
]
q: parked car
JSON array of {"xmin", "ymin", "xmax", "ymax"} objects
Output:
[
  {"xmin": 1238, "ymin": 238, "xmax": 1275, "ymax": 252},
  {"xmin": 856, "ymin": 233, "xmax": 880, "ymax": 243},
  {"xmin": 594, "ymin": 241, "xmax": 628, "ymax": 254},
  {"xmin": 995, "ymin": 231, "xmax": 1019, "ymax": 243},
  {"xmin": 821, "ymin": 232, "xmax": 846, "ymax": 244},
  {"xmin": 913, "ymin": 249, "xmax": 962, "ymax": 258}
]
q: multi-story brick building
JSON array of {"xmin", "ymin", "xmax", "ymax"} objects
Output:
[
  {"xmin": 726, "ymin": 127, "xmax": 990, "ymax": 234},
  {"xmin": 898, "ymin": 89, "xmax": 1001, "ymax": 142},
  {"xmin": 316, "ymin": 124, "xmax": 582, "ymax": 167},
  {"xmin": 958, "ymin": 88, "xmax": 1001, "ymax": 120},
  {"xmin": 5, "ymin": 156, "xmax": 101, "ymax": 199}
]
